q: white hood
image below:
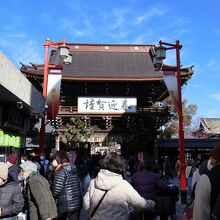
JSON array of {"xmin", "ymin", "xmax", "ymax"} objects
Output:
[{"xmin": 94, "ymin": 169, "xmax": 123, "ymax": 191}]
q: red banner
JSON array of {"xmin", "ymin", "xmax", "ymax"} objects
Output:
[{"xmin": 47, "ymin": 73, "xmax": 62, "ymax": 120}]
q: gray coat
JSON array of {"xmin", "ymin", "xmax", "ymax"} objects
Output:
[
  {"xmin": 0, "ymin": 181, "xmax": 24, "ymax": 217},
  {"xmin": 27, "ymin": 173, "xmax": 57, "ymax": 220}
]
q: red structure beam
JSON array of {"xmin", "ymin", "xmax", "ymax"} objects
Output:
[
  {"xmin": 39, "ymin": 38, "xmax": 67, "ymax": 153},
  {"xmin": 160, "ymin": 40, "xmax": 187, "ymax": 204}
]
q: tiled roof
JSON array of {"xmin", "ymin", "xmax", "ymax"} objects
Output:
[
  {"xmin": 20, "ymin": 43, "xmax": 193, "ymax": 81},
  {"xmin": 200, "ymin": 118, "xmax": 220, "ymax": 134},
  {"xmin": 156, "ymin": 138, "xmax": 220, "ymax": 149},
  {"xmin": 62, "ymin": 51, "xmax": 158, "ymax": 79}
]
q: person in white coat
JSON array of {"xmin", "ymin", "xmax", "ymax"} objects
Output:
[
  {"xmin": 193, "ymin": 142, "xmax": 220, "ymax": 220},
  {"xmin": 83, "ymin": 152, "xmax": 155, "ymax": 220},
  {"xmin": 191, "ymin": 160, "xmax": 208, "ymax": 190}
]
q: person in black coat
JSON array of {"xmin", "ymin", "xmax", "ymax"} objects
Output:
[
  {"xmin": 131, "ymin": 160, "xmax": 178, "ymax": 220},
  {"xmin": 7, "ymin": 154, "xmax": 20, "ymax": 183},
  {"xmin": 52, "ymin": 151, "xmax": 82, "ymax": 220},
  {"xmin": 0, "ymin": 162, "xmax": 24, "ymax": 220}
]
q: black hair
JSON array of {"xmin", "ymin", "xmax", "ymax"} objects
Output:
[
  {"xmin": 54, "ymin": 150, "xmax": 70, "ymax": 164},
  {"xmin": 138, "ymin": 160, "xmax": 153, "ymax": 171},
  {"xmin": 27, "ymin": 155, "xmax": 34, "ymax": 162},
  {"xmin": 21, "ymin": 154, "xmax": 28, "ymax": 161},
  {"xmin": 100, "ymin": 152, "xmax": 125, "ymax": 175}
]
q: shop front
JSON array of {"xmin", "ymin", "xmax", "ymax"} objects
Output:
[
  {"xmin": 0, "ymin": 51, "xmax": 45, "ymax": 161},
  {"xmin": 0, "ymin": 129, "xmax": 25, "ymax": 162}
]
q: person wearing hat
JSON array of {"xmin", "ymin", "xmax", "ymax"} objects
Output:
[
  {"xmin": 20, "ymin": 161, "xmax": 57, "ymax": 220},
  {"xmin": 0, "ymin": 162, "xmax": 24, "ymax": 219},
  {"xmin": 193, "ymin": 142, "xmax": 220, "ymax": 220},
  {"xmin": 7, "ymin": 154, "xmax": 19, "ymax": 183}
]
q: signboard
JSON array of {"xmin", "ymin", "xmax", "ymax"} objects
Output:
[
  {"xmin": 87, "ymin": 133, "xmax": 109, "ymax": 143},
  {"xmin": 0, "ymin": 154, "xmax": 6, "ymax": 162},
  {"xmin": 26, "ymin": 138, "xmax": 39, "ymax": 148},
  {"xmin": 0, "ymin": 129, "xmax": 25, "ymax": 148},
  {"xmin": 78, "ymin": 97, "xmax": 137, "ymax": 113}
]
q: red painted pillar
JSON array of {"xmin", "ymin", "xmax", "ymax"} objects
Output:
[
  {"xmin": 176, "ymin": 40, "xmax": 187, "ymax": 203},
  {"xmin": 39, "ymin": 39, "xmax": 50, "ymax": 153}
]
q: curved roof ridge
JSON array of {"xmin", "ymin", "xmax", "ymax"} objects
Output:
[{"xmin": 67, "ymin": 42, "xmax": 154, "ymax": 47}]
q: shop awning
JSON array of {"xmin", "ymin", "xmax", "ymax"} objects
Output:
[
  {"xmin": 0, "ymin": 51, "xmax": 45, "ymax": 116},
  {"xmin": 0, "ymin": 129, "xmax": 25, "ymax": 148}
]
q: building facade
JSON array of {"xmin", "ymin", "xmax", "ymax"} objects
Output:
[
  {"xmin": 21, "ymin": 43, "xmax": 193, "ymax": 155},
  {"xmin": 0, "ymin": 51, "xmax": 45, "ymax": 161}
]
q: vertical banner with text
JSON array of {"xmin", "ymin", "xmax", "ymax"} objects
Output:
[
  {"xmin": 47, "ymin": 73, "xmax": 62, "ymax": 120},
  {"xmin": 163, "ymin": 70, "xmax": 180, "ymax": 113}
]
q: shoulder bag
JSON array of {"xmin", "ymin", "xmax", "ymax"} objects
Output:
[{"xmin": 90, "ymin": 190, "xmax": 108, "ymax": 219}]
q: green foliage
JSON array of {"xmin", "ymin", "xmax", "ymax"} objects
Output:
[
  {"xmin": 123, "ymin": 116, "xmax": 154, "ymax": 150},
  {"xmin": 161, "ymin": 98, "xmax": 198, "ymax": 138},
  {"xmin": 61, "ymin": 117, "xmax": 92, "ymax": 147}
]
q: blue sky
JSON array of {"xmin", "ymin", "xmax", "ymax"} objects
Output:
[{"xmin": 0, "ymin": 0, "xmax": 220, "ymax": 118}]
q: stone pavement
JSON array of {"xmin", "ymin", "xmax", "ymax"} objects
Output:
[{"xmin": 79, "ymin": 176, "xmax": 192, "ymax": 220}]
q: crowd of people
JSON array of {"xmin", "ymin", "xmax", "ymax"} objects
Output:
[
  {"xmin": 187, "ymin": 142, "xmax": 220, "ymax": 220},
  {"xmin": 0, "ymin": 142, "xmax": 220, "ymax": 220}
]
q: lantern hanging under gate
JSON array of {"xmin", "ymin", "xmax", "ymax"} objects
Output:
[
  {"xmin": 155, "ymin": 45, "xmax": 166, "ymax": 60},
  {"xmin": 59, "ymin": 45, "xmax": 70, "ymax": 58}
]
